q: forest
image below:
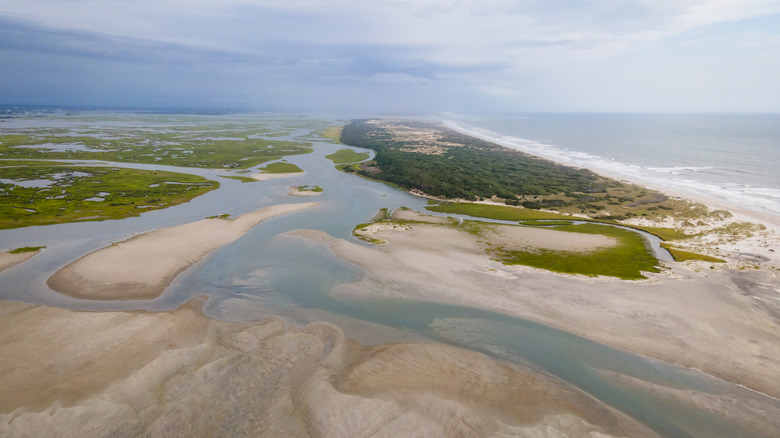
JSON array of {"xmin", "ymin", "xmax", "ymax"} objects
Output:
[{"xmin": 340, "ymin": 119, "xmax": 608, "ymax": 201}]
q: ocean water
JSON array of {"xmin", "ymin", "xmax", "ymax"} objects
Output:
[{"xmin": 447, "ymin": 114, "xmax": 780, "ymax": 217}]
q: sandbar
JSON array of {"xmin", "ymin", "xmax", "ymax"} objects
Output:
[
  {"xmin": 249, "ymin": 171, "xmax": 304, "ymax": 181},
  {"xmin": 47, "ymin": 202, "xmax": 320, "ymax": 300},
  {"xmin": 0, "ymin": 250, "xmax": 39, "ymax": 272},
  {"xmin": 288, "ymin": 186, "xmax": 322, "ymax": 197},
  {"xmin": 0, "ymin": 299, "xmax": 656, "ymax": 437}
]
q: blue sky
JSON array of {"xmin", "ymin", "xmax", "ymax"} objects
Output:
[{"xmin": 1, "ymin": 0, "xmax": 779, "ymax": 113}]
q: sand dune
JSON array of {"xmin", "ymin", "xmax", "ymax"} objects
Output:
[
  {"xmin": 0, "ymin": 300, "xmax": 657, "ymax": 437},
  {"xmin": 47, "ymin": 202, "xmax": 320, "ymax": 300}
]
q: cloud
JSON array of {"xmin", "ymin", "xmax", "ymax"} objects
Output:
[{"xmin": 0, "ymin": 0, "xmax": 778, "ymax": 111}]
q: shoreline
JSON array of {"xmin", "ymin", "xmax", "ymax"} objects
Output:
[
  {"xmin": 47, "ymin": 202, "xmax": 321, "ymax": 301},
  {"xmin": 443, "ymin": 120, "xmax": 780, "ymax": 230}
]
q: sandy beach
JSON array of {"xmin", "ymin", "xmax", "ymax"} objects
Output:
[
  {"xmin": 47, "ymin": 203, "xmax": 320, "ymax": 300},
  {"xmin": 0, "ymin": 299, "xmax": 657, "ymax": 437}
]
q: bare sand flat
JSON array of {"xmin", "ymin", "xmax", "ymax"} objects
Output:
[
  {"xmin": 0, "ymin": 250, "xmax": 39, "ymax": 272},
  {"xmin": 47, "ymin": 203, "xmax": 320, "ymax": 301},
  {"xmin": 483, "ymin": 223, "xmax": 616, "ymax": 252},
  {"xmin": 249, "ymin": 171, "xmax": 303, "ymax": 181},
  {"xmin": 292, "ymin": 222, "xmax": 780, "ymax": 402},
  {"xmin": 0, "ymin": 300, "xmax": 656, "ymax": 437}
]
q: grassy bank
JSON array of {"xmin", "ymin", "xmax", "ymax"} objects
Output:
[
  {"xmin": 356, "ymin": 208, "xmax": 661, "ymax": 280},
  {"xmin": 490, "ymin": 223, "xmax": 661, "ymax": 280},
  {"xmin": 259, "ymin": 162, "xmax": 303, "ymax": 173},
  {"xmin": 426, "ymin": 203, "xmax": 572, "ymax": 221},
  {"xmin": 0, "ymin": 164, "xmax": 218, "ymax": 229},
  {"xmin": 325, "ymin": 148, "xmax": 370, "ymax": 164}
]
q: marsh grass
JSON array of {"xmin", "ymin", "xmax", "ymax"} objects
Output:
[
  {"xmin": 661, "ymin": 244, "xmax": 726, "ymax": 263},
  {"xmin": 425, "ymin": 203, "xmax": 572, "ymax": 221},
  {"xmin": 9, "ymin": 246, "xmax": 45, "ymax": 254},
  {"xmin": 0, "ymin": 164, "xmax": 218, "ymax": 229},
  {"xmin": 326, "ymin": 148, "xmax": 370, "ymax": 164},
  {"xmin": 260, "ymin": 162, "xmax": 303, "ymax": 173},
  {"xmin": 493, "ymin": 223, "xmax": 661, "ymax": 279}
]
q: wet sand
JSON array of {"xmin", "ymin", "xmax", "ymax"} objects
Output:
[
  {"xmin": 0, "ymin": 299, "xmax": 656, "ymax": 437},
  {"xmin": 47, "ymin": 203, "xmax": 320, "ymax": 300},
  {"xmin": 291, "ymin": 217, "xmax": 780, "ymax": 401},
  {"xmin": 0, "ymin": 250, "xmax": 40, "ymax": 272}
]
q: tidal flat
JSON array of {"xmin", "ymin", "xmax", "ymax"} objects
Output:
[{"xmin": 1, "ymin": 112, "xmax": 779, "ymax": 437}]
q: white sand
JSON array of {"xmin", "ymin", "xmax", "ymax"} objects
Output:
[
  {"xmin": 47, "ymin": 203, "xmax": 320, "ymax": 300},
  {"xmin": 0, "ymin": 300, "xmax": 655, "ymax": 437}
]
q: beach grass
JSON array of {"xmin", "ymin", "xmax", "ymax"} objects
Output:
[
  {"xmin": 296, "ymin": 185, "xmax": 323, "ymax": 192},
  {"xmin": 617, "ymin": 225, "xmax": 693, "ymax": 241},
  {"xmin": 492, "ymin": 223, "xmax": 661, "ymax": 280},
  {"xmin": 326, "ymin": 148, "xmax": 370, "ymax": 164},
  {"xmin": 661, "ymin": 244, "xmax": 726, "ymax": 263},
  {"xmin": 426, "ymin": 203, "xmax": 572, "ymax": 221}
]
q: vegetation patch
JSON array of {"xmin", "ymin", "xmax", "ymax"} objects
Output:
[
  {"xmin": 0, "ymin": 164, "xmax": 218, "ymax": 229},
  {"xmin": 661, "ymin": 244, "xmax": 726, "ymax": 263},
  {"xmin": 9, "ymin": 246, "xmax": 46, "ymax": 254},
  {"xmin": 295, "ymin": 185, "xmax": 323, "ymax": 192},
  {"xmin": 339, "ymin": 119, "xmax": 721, "ymax": 228},
  {"xmin": 259, "ymin": 162, "xmax": 303, "ymax": 174},
  {"xmin": 320, "ymin": 126, "xmax": 343, "ymax": 142},
  {"xmin": 493, "ymin": 223, "xmax": 661, "ymax": 280},
  {"xmin": 426, "ymin": 203, "xmax": 572, "ymax": 221},
  {"xmin": 325, "ymin": 148, "xmax": 370, "ymax": 164},
  {"xmin": 0, "ymin": 119, "xmax": 313, "ymax": 169},
  {"xmin": 219, "ymin": 175, "xmax": 257, "ymax": 183},
  {"xmin": 620, "ymin": 225, "xmax": 693, "ymax": 241}
]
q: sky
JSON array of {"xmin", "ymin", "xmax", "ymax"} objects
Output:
[{"xmin": 1, "ymin": 0, "xmax": 779, "ymax": 113}]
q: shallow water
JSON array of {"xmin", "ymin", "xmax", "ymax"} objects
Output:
[{"xmin": 1, "ymin": 114, "xmax": 778, "ymax": 437}]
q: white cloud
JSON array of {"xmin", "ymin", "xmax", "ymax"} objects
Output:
[{"xmin": 1, "ymin": 0, "xmax": 778, "ymax": 111}]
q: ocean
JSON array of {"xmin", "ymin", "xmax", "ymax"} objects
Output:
[{"xmin": 447, "ymin": 113, "xmax": 780, "ymax": 218}]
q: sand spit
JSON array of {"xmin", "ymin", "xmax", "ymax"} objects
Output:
[
  {"xmin": 0, "ymin": 300, "xmax": 656, "ymax": 438},
  {"xmin": 0, "ymin": 250, "xmax": 39, "ymax": 272},
  {"xmin": 292, "ymin": 224, "xmax": 780, "ymax": 403},
  {"xmin": 249, "ymin": 171, "xmax": 303, "ymax": 181},
  {"xmin": 47, "ymin": 203, "xmax": 320, "ymax": 301}
]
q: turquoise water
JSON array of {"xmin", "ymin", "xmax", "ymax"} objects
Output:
[{"xmin": 1, "ymin": 113, "xmax": 778, "ymax": 437}]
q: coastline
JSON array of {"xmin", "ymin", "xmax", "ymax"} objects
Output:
[{"xmin": 443, "ymin": 120, "xmax": 780, "ymax": 229}]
